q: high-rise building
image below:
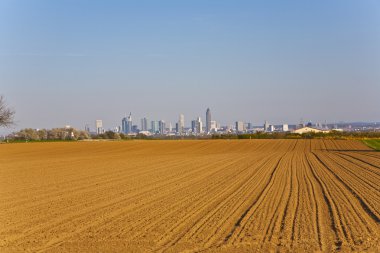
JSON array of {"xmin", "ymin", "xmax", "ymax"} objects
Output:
[
  {"xmin": 178, "ymin": 114, "xmax": 185, "ymax": 134},
  {"xmin": 169, "ymin": 122, "xmax": 172, "ymax": 133},
  {"xmin": 282, "ymin": 124, "xmax": 289, "ymax": 132},
  {"xmin": 95, "ymin": 120, "xmax": 103, "ymax": 134},
  {"xmin": 122, "ymin": 113, "xmax": 133, "ymax": 134},
  {"xmin": 159, "ymin": 120, "xmax": 166, "ymax": 135},
  {"xmin": 236, "ymin": 121, "xmax": 244, "ymax": 132},
  {"xmin": 264, "ymin": 121, "xmax": 269, "ymax": 132},
  {"xmin": 141, "ymin": 117, "xmax": 148, "ymax": 131},
  {"xmin": 198, "ymin": 117, "xmax": 202, "ymax": 133},
  {"xmin": 269, "ymin": 125, "xmax": 275, "ymax": 132},
  {"xmin": 151, "ymin": 121, "xmax": 159, "ymax": 134},
  {"xmin": 206, "ymin": 108, "xmax": 211, "ymax": 134},
  {"xmin": 191, "ymin": 117, "xmax": 202, "ymax": 134},
  {"xmin": 191, "ymin": 120, "xmax": 197, "ymax": 133}
]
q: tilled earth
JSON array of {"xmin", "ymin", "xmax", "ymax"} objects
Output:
[{"xmin": 0, "ymin": 140, "xmax": 379, "ymax": 252}]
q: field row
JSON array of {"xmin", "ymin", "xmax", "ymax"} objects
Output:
[{"xmin": 0, "ymin": 140, "xmax": 379, "ymax": 252}]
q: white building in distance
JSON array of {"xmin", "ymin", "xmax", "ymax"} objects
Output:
[
  {"xmin": 95, "ymin": 120, "xmax": 104, "ymax": 134},
  {"xmin": 236, "ymin": 121, "xmax": 245, "ymax": 132},
  {"xmin": 293, "ymin": 127, "xmax": 330, "ymax": 134}
]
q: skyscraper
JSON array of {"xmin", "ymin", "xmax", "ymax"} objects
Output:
[
  {"xmin": 159, "ymin": 120, "xmax": 166, "ymax": 135},
  {"xmin": 178, "ymin": 114, "xmax": 185, "ymax": 134},
  {"xmin": 191, "ymin": 117, "xmax": 202, "ymax": 134},
  {"xmin": 151, "ymin": 121, "xmax": 159, "ymax": 134},
  {"xmin": 206, "ymin": 108, "xmax": 211, "ymax": 134},
  {"xmin": 264, "ymin": 121, "xmax": 269, "ymax": 132},
  {"xmin": 191, "ymin": 120, "xmax": 197, "ymax": 133},
  {"xmin": 141, "ymin": 117, "xmax": 148, "ymax": 131},
  {"xmin": 168, "ymin": 122, "xmax": 172, "ymax": 133},
  {"xmin": 122, "ymin": 113, "xmax": 132, "ymax": 134},
  {"xmin": 197, "ymin": 117, "xmax": 202, "ymax": 134}
]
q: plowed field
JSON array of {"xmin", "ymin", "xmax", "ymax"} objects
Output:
[{"xmin": 1, "ymin": 140, "xmax": 379, "ymax": 252}]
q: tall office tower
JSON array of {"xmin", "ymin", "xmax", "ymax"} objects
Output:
[
  {"xmin": 141, "ymin": 117, "xmax": 148, "ymax": 131},
  {"xmin": 191, "ymin": 117, "xmax": 202, "ymax": 134},
  {"xmin": 168, "ymin": 122, "xmax": 172, "ymax": 133},
  {"xmin": 191, "ymin": 120, "xmax": 197, "ymax": 133},
  {"xmin": 206, "ymin": 108, "xmax": 211, "ymax": 134},
  {"xmin": 122, "ymin": 113, "xmax": 133, "ymax": 134},
  {"xmin": 269, "ymin": 125, "xmax": 275, "ymax": 132},
  {"xmin": 95, "ymin": 120, "xmax": 103, "ymax": 134},
  {"xmin": 122, "ymin": 116, "xmax": 127, "ymax": 133},
  {"xmin": 197, "ymin": 117, "xmax": 202, "ymax": 134},
  {"xmin": 127, "ymin": 113, "xmax": 132, "ymax": 133},
  {"xmin": 247, "ymin": 123, "xmax": 252, "ymax": 130},
  {"xmin": 151, "ymin": 121, "xmax": 159, "ymax": 134},
  {"xmin": 178, "ymin": 114, "xmax": 185, "ymax": 134},
  {"xmin": 175, "ymin": 122, "xmax": 179, "ymax": 133},
  {"xmin": 264, "ymin": 121, "xmax": 269, "ymax": 132},
  {"xmin": 159, "ymin": 120, "xmax": 166, "ymax": 135},
  {"xmin": 236, "ymin": 121, "xmax": 244, "ymax": 132},
  {"xmin": 282, "ymin": 124, "xmax": 289, "ymax": 132}
]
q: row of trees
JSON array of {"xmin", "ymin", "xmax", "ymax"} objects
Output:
[{"xmin": 8, "ymin": 128, "xmax": 91, "ymax": 141}]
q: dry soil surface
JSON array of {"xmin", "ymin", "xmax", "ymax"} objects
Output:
[{"xmin": 0, "ymin": 140, "xmax": 379, "ymax": 252}]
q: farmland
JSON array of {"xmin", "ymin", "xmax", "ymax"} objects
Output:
[{"xmin": 0, "ymin": 140, "xmax": 379, "ymax": 252}]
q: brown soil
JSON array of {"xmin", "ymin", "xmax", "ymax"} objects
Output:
[{"xmin": 0, "ymin": 140, "xmax": 379, "ymax": 252}]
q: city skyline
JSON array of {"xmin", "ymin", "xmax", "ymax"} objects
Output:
[
  {"xmin": 88, "ymin": 108, "xmax": 378, "ymax": 136},
  {"xmin": 1, "ymin": 1, "xmax": 379, "ymax": 134}
]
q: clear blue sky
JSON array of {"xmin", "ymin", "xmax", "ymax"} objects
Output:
[{"xmin": 1, "ymin": 0, "xmax": 379, "ymax": 132}]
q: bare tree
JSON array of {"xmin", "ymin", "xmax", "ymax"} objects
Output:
[{"xmin": 0, "ymin": 96, "xmax": 15, "ymax": 127}]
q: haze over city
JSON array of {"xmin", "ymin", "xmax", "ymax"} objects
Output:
[{"xmin": 1, "ymin": 0, "xmax": 379, "ymax": 133}]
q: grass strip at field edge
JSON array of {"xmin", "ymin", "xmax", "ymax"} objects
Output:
[{"xmin": 362, "ymin": 139, "xmax": 380, "ymax": 151}]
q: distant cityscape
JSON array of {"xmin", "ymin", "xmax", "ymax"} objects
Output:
[{"xmin": 85, "ymin": 108, "xmax": 380, "ymax": 137}]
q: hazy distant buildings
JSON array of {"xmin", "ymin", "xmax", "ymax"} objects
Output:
[
  {"xmin": 206, "ymin": 108, "xmax": 211, "ymax": 134},
  {"xmin": 95, "ymin": 120, "xmax": 104, "ymax": 134},
  {"xmin": 122, "ymin": 113, "xmax": 133, "ymax": 134},
  {"xmin": 282, "ymin": 124, "xmax": 289, "ymax": 132},
  {"xmin": 264, "ymin": 121, "xmax": 269, "ymax": 132},
  {"xmin": 177, "ymin": 114, "xmax": 185, "ymax": 134},
  {"xmin": 141, "ymin": 117, "xmax": 148, "ymax": 131},
  {"xmin": 269, "ymin": 125, "xmax": 275, "ymax": 132},
  {"xmin": 192, "ymin": 117, "xmax": 202, "ymax": 134},
  {"xmin": 211, "ymin": 120, "xmax": 217, "ymax": 131},
  {"xmin": 236, "ymin": 121, "xmax": 244, "ymax": 132},
  {"xmin": 191, "ymin": 120, "xmax": 196, "ymax": 133},
  {"xmin": 151, "ymin": 121, "xmax": 159, "ymax": 134},
  {"xmin": 159, "ymin": 120, "xmax": 166, "ymax": 135}
]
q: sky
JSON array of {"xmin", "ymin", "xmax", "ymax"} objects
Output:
[{"xmin": 1, "ymin": 0, "xmax": 379, "ymax": 133}]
